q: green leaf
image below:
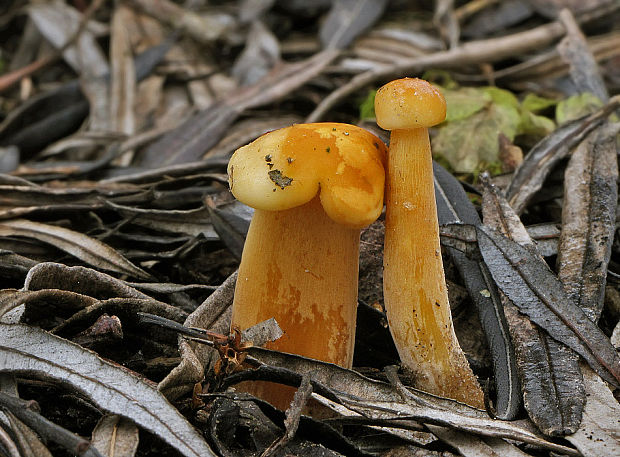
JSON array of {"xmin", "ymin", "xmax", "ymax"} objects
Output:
[
  {"xmin": 522, "ymin": 93, "xmax": 557, "ymax": 113},
  {"xmin": 483, "ymin": 87, "xmax": 519, "ymax": 108},
  {"xmin": 442, "ymin": 87, "xmax": 489, "ymax": 122},
  {"xmin": 556, "ymin": 93, "xmax": 603, "ymax": 125},
  {"xmin": 519, "ymin": 110, "xmax": 555, "ymax": 137},
  {"xmin": 433, "ymin": 102, "xmax": 521, "ymax": 173},
  {"xmin": 422, "ymin": 70, "xmax": 459, "ymax": 89},
  {"xmin": 359, "ymin": 89, "xmax": 377, "ymax": 120}
]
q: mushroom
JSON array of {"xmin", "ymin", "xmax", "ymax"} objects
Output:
[
  {"xmin": 375, "ymin": 78, "xmax": 484, "ymax": 407},
  {"xmin": 228, "ymin": 122, "xmax": 386, "ymax": 408}
]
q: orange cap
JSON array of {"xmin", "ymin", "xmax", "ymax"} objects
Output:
[{"xmin": 228, "ymin": 123, "xmax": 387, "ymax": 228}]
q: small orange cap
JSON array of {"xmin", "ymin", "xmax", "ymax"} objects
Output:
[{"xmin": 375, "ymin": 78, "xmax": 446, "ymax": 130}]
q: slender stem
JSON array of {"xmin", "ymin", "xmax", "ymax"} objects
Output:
[{"xmin": 383, "ymin": 128, "xmax": 484, "ymax": 407}]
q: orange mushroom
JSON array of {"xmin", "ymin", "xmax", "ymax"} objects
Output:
[
  {"xmin": 228, "ymin": 122, "xmax": 386, "ymax": 408},
  {"xmin": 375, "ymin": 78, "xmax": 484, "ymax": 407}
]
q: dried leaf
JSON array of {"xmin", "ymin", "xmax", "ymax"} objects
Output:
[
  {"xmin": 558, "ymin": 9, "xmax": 610, "ymax": 102},
  {"xmin": 502, "ymin": 299, "xmax": 584, "ymax": 436},
  {"xmin": 159, "ymin": 271, "xmax": 237, "ymax": 400},
  {"xmin": 105, "ymin": 201, "xmax": 218, "ymax": 239},
  {"xmin": 476, "ymin": 225, "xmax": 620, "ymax": 387},
  {"xmin": 239, "ymin": 318, "xmax": 282, "ymax": 348},
  {"xmin": 434, "ymin": 162, "xmax": 520, "ymax": 420},
  {"xmin": 235, "ymin": 349, "xmax": 578, "ymax": 455},
  {"xmin": 0, "ymin": 324, "xmax": 215, "ymax": 457},
  {"xmin": 91, "ymin": 415, "xmax": 139, "ymax": 457},
  {"xmin": 24, "ymin": 263, "xmax": 151, "ymax": 300},
  {"xmin": 319, "ymin": 0, "xmax": 388, "ymax": 49},
  {"xmin": 206, "ymin": 198, "xmax": 253, "ymax": 259},
  {"xmin": 557, "ymin": 123, "xmax": 619, "ymax": 321},
  {"xmin": 506, "ymin": 97, "xmax": 619, "ymax": 214},
  {"xmin": 566, "ymin": 365, "xmax": 620, "ymax": 457},
  {"xmin": 231, "ymin": 20, "xmax": 280, "ymax": 86},
  {"xmin": 481, "ymin": 179, "xmax": 584, "ymax": 438},
  {"xmin": 0, "ymin": 220, "xmax": 151, "ymax": 280},
  {"xmin": 28, "ymin": 2, "xmax": 109, "ymax": 76}
]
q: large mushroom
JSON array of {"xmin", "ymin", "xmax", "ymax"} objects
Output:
[
  {"xmin": 228, "ymin": 122, "xmax": 386, "ymax": 407},
  {"xmin": 375, "ymin": 78, "xmax": 484, "ymax": 407}
]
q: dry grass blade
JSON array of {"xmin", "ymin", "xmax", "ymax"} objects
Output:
[{"xmin": 0, "ymin": 219, "xmax": 151, "ymax": 280}]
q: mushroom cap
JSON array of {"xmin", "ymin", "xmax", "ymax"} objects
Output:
[
  {"xmin": 374, "ymin": 78, "xmax": 446, "ymax": 130},
  {"xmin": 227, "ymin": 123, "xmax": 387, "ymax": 228}
]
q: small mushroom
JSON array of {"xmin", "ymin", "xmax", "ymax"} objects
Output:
[
  {"xmin": 228, "ymin": 122, "xmax": 387, "ymax": 408},
  {"xmin": 375, "ymin": 78, "xmax": 484, "ymax": 407}
]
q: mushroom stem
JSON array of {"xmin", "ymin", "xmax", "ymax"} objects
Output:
[
  {"xmin": 383, "ymin": 128, "xmax": 485, "ymax": 408},
  {"xmin": 232, "ymin": 196, "xmax": 359, "ymax": 408}
]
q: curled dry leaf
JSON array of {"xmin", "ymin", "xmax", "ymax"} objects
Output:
[
  {"xmin": 506, "ymin": 98, "xmax": 619, "ymax": 214},
  {"xmin": 557, "ymin": 123, "xmax": 619, "ymax": 322},
  {"xmin": 0, "ymin": 324, "xmax": 216, "ymax": 457},
  {"xmin": 158, "ymin": 271, "xmax": 237, "ymax": 400},
  {"xmin": 481, "ymin": 176, "xmax": 584, "ymax": 435},
  {"xmin": 476, "ymin": 225, "xmax": 620, "ymax": 387},
  {"xmin": 24, "ymin": 263, "xmax": 152, "ymax": 300},
  {"xmin": 434, "ymin": 162, "xmax": 520, "ymax": 420}
]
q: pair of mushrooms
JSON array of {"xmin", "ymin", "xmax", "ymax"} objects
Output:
[{"xmin": 227, "ymin": 78, "xmax": 484, "ymax": 409}]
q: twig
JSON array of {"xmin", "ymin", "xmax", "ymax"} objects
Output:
[
  {"xmin": 260, "ymin": 375, "xmax": 313, "ymax": 457},
  {"xmin": 0, "ymin": 392, "xmax": 104, "ymax": 457}
]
